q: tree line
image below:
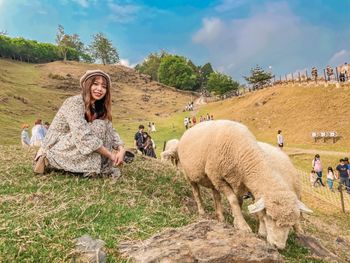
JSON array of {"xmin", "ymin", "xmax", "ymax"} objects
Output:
[
  {"xmin": 0, "ymin": 26, "xmax": 245, "ymax": 95},
  {"xmin": 0, "ymin": 25, "xmax": 118, "ymax": 64},
  {"xmin": 135, "ymin": 51, "xmax": 240, "ymax": 95}
]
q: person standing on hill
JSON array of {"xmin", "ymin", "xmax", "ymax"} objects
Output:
[
  {"xmin": 151, "ymin": 122, "xmax": 156, "ymax": 132},
  {"xmin": 336, "ymin": 159, "xmax": 350, "ymax": 194},
  {"xmin": 21, "ymin": 124, "xmax": 30, "ymax": 147},
  {"xmin": 34, "ymin": 70, "xmax": 126, "ymax": 177},
  {"xmin": 30, "ymin": 119, "xmax": 46, "ymax": 147},
  {"xmin": 135, "ymin": 124, "xmax": 145, "ymax": 154},
  {"xmin": 326, "ymin": 167, "xmax": 336, "ymax": 192},
  {"xmin": 192, "ymin": 116, "xmax": 197, "ymax": 125},
  {"xmin": 312, "ymin": 154, "xmax": 325, "ymax": 187},
  {"xmin": 277, "ymin": 130, "xmax": 284, "ymax": 149}
]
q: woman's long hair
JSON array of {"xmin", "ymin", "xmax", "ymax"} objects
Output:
[{"xmin": 82, "ymin": 76, "xmax": 112, "ymax": 122}]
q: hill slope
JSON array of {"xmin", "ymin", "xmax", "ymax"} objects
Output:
[
  {"xmin": 199, "ymin": 83, "xmax": 350, "ymax": 151},
  {"xmin": 0, "ymin": 59, "xmax": 196, "ymax": 145}
]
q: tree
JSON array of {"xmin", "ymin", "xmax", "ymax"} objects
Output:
[
  {"xmin": 158, "ymin": 55, "xmax": 197, "ymax": 90},
  {"xmin": 244, "ymin": 65, "xmax": 273, "ymax": 90},
  {"xmin": 206, "ymin": 72, "xmax": 239, "ymax": 95},
  {"xmin": 200, "ymin": 63, "xmax": 214, "ymax": 88},
  {"xmin": 187, "ymin": 59, "xmax": 202, "ymax": 90},
  {"xmin": 55, "ymin": 25, "xmax": 89, "ymax": 62},
  {"xmin": 55, "ymin": 25, "xmax": 71, "ymax": 61},
  {"xmin": 89, "ymin": 32, "xmax": 119, "ymax": 65},
  {"xmin": 135, "ymin": 51, "xmax": 166, "ymax": 81}
]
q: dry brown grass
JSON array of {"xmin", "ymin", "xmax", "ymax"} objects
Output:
[
  {"xmin": 0, "ymin": 59, "xmax": 197, "ymax": 145},
  {"xmin": 200, "ymin": 83, "xmax": 350, "ymax": 151}
]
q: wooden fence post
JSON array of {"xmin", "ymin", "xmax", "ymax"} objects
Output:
[{"xmin": 339, "ymin": 184, "xmax": 345, "ymax": 213}]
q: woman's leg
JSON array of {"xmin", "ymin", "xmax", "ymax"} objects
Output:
[{"xmin": 316, "ymin": 171, "xmax": 325, "ymax": 186}]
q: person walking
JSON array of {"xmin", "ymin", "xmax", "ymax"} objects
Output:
[
  {"xmin": 277, "ymin": 130, "xmax": 284, "ymax": 149},
  {"xmin": 326, "ymin": 167, "xmax": 336, "ymax": 192},
  {"xmin": 34, "ymin": 70, "xmax": 125, "ymax": 177},
  {"xmin": 312, "ymin": 154, "xmax": 325, "ymax": 187}
]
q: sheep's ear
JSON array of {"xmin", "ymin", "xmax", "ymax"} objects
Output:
[
  {"xmin": 297, "ymin": 200, "xmax": 313, "ymax": 214},
  {"xmin": 248, "ymin": 198, "xmax": 265, "ymax": 214}
]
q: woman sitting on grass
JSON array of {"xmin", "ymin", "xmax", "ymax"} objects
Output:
[{"xmin": 34, "ymin": 70, "xmax": 126, "ymax": 177}]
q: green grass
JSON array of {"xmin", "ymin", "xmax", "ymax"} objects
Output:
[
  {"xmin": 0, "ymin": 146, "xmax": 193, "ymax": 262},
  {"xmin": 0, "ymin": 146, "xmax": 337, "ymax": 262}
]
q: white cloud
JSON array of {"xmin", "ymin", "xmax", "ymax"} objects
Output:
[
  {"xmin": 108, "ymin": 2, "xmax": 141, "ymax": 23},
  {"xmin": 328, "ymin": 49, "xmax": 350, "ymax": 66},
  {"xmin": 193, "ymin": 18, "xmax": 225, "ymax": 44},
  {"xmin": 118, "ymin": 58, "xmax": 137, "ymax": 68},
  {"xmin": 192, "ymin": 2, "xmax": 332, "ymax": 80}
]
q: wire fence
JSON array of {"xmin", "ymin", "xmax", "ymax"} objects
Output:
[{"xmin": 298, "ymin": 169, "xmax": 350, "ymax": 213}]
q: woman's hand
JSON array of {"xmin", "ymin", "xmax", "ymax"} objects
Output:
[{"xmin": 112, "ymin": 147, "xmax": 126, "ymax": 166}]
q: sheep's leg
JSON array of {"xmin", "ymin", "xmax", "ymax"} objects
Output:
[
  {"xmin": 293, "ymin": 221, "xmax": 304, "ymax": 235},
  {"xmin": 212, "ymin": 189, "xmax": 224, "ymax": 222},
  {"xmin": 190, "ymin": 182, "xmax": 205, "ymax": 216},
  {"xmin": 217, "ymin": 181, "xmax": 252, "ymax": 232}
]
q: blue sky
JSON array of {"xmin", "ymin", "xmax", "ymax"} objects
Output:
[{"xmin": 0, "ymin": 0, "xmax": 349, "ymax": 82}]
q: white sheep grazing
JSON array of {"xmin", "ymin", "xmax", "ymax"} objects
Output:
[
  {"xmin": 160, "ymin": 139, "xmax": 179, "ymax": 167},
  {"xmin": 255, "ymin": 142, "xmax": 310, "ymax": 244},
  {"xmin": 177, "ymin": 120, "xmax": 312, "ymax": 249}
]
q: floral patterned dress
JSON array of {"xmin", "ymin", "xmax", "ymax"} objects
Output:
[{"xmin": 42, "ymin": 95, "xmax": 123, "ymax": 174}]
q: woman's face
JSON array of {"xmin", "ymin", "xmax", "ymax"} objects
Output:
[{"xmin": 90, "ymin": 76, "xmax": 107, "ymax": 102}]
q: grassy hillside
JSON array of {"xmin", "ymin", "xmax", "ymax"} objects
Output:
[
  {"xmin": 198, "ymin": 83, "xmax": 350, "ymax": 151},
  {"xmin": 0, "ymin": 58, "xmax": 196, "ymax": 147},
  {"xmin": 1, "ymin": 59, "xmax": 350, "ymax": 262},
  {"xmin": 0, "ymin": 146, "xmax": 336, "ymax": 262}
]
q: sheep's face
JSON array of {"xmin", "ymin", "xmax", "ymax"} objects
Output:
[
  {"xmin": 262, "ymin": 213, "xmax": 291, "ymax": 249},
  {"xmin": 160, "ymin": 152, "xmax": 171, "ymax": 161},
  {"xmin": 249, "ymin": 193, "xmax": 312, "ymax": 250}
]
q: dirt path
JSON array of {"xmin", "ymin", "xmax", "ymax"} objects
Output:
[
  {"xmin": 194, "ymin": 96, "xmax": 206, "ymax": 106},
  {"xmin": 285, "ymin": 147, "xmax": 350, "ymax": 156}
]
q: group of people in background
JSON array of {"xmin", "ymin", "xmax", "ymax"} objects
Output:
[
  {"xmin": 310, "ymin": 154, "xmax": 350, "ymax": 194},
  {"xmin": 184, "ymin": 113, "xmax": 214, "ymax": 130},
  {"xmin": 147, "ymin": 122, "xmax": 156, "ymax": 133},
  {"xmin": 21, "ymin": 119, "xmax": 50, "ymax": 147},
  {"xmin": 134, "ymin": 124, "xmax": 156, "ymax": 158},
  {"xmin": 184, "ymin": 101, "xmax": 194, "ymax": 111}
]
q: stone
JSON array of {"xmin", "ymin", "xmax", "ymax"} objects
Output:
[
  {"xmin": 118, "ymin": 220, "xmax": 284, "ymax": 263},
  {"xmin": 74, "ymin": 235, "xmax": 107, "ymax": 263}
]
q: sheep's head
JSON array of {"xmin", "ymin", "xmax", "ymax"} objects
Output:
[
  {"xmin": 248, "ymin": 192, "xmax": 312, "ymax": 249},
  {"xmin": 160, "ymin": 151, "xmax": 173, "ymax": 161}
]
